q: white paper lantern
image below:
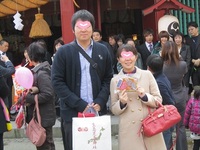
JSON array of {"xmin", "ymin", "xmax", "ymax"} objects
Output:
[{"xmin": 158, "ymin": 14, "xmax": 179, "ymax": 39}]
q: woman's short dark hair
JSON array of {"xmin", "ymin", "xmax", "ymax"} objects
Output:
[
  {"xmin": 172, "ymin": 31, "xmax": 184, "ymax": 43},
  {"xmin": 71, "ymin": 9, "xmax": 95, "ymax": 30},
  {"xmin": 116, "ymin": 44, "xmax": 137, "ymax": 58},
  {"xmin": 158, "ymin": 31, "xmax": 169, "ymax": 40},
  {"xmin": 53, "ymin": 39, "xmax": 64, "ymax": 53},
  {"xmin": 27, "ymin": 41, "xmax": 47, "ymax": 63}
]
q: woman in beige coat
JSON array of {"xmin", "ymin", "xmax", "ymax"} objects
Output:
[{"xmin": 110, "ymin": 44, "xmax": 166, "ymax": 150}]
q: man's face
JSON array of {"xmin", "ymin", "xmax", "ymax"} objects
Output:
[
  {"xmin": 188, "ymin": 26, "xmax": 199, "ymax": 37},
  {"xmin": 0, "ymin": 42, "xmax": 9, "ymax": 52},
  {"xmin": 74, "ymin": 20, "xmax": 93, "ymax": 43},
  {"xmin": 144, "ymin": 34, "xmax": 153, "ymax": 43},
  {"xmin": 127, "ymin": 41, "xmax": 135, "ymax": 47},
  {"xmin": 109, "ymin": 37, "xmax": 116, "ymax": 46},
  {"xmin": 92, "ymin": 32, "xmax": 102, "ymax": 42}
]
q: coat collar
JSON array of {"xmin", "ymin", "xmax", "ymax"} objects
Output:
[
  {"xmin": 32, "ymin": 61, "xmax": 49, "ymax": 73},
  {"xmin": 118, "ymin": 66, "xmax": 142, "ymax": 80}
]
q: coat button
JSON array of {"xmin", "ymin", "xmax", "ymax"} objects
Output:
[
  {"xmin": 131, "ymin": 109, "xmax": 134, "ymax": 112},
  {"xmin": 137, "ymin": 97, "xmax": 140, "ymax": 100},
  {"xmin": 129, "ymin": 98, "xmax": 132, "ymax": 101},
  {"xmin": 132, "ymin": 121, "xmax": 135, "ymax": 124},
  {"xmin": 138, "ymin": 108, "xmax": 142, "ymax": 111}
]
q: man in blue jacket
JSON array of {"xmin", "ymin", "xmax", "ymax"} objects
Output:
[
  {"xmin": 147, "ymin": 54, "xmax": 175, "ymax": 150},
  {"xmin": 51, "ymin": 9, "xmax": 113, "ymax": 150}
]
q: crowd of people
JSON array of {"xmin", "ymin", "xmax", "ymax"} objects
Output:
[{"xmin": 0, "ymin": 9, "xmax": 200, "ymax": 150}]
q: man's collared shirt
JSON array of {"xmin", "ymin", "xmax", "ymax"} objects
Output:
[
  {"xmin": 145, "ymin": 42, "xmax": 153, "ymax": 52},
  {"xmin": 78, "ymin": 40, "xmax": 94, "ymax": 113}
]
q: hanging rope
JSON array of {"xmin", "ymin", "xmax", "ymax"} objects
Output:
[{"xmin": 73, "ymin": 0, "xmax": 80, "ymax": 8}]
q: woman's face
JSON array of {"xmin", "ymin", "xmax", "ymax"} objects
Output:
[
  {"xmin": 118, "ymin": 50, "xmax": 137, "ymax": 73},
  {"xmin": 160, "ymin": 37, "xmax": 168, "ymax": 45},
  {"xmin": 117, "ymin": 40, "xmax": 123, "ymax": 47},
  {"xmin": 55, "ymin": 43, "xmax": 62, "ymax": 51},
  {"xmin": 24, "ymin": 50, "xmax": 29, "ymax": 60},
  {"xmin": 174, "ymin": 35, "xmax": 182, "ymax": 46}
]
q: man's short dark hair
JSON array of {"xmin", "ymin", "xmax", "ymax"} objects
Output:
[
  {"xmin": 146, "ymin": 54, "xmax": 163, "ymax": 73},
  {"xmin": 71, "ymin": 9, "xmax": 95, "ymax": 30},
  {"xmin": 187, "ymin": 21, "xmax": 198, "ymax": 28},
  {"xmin": 143, "ymin": 28, "xmax": 154, "ymax": 37},
  {"xmin": 93, "ymin": 29, "xmax": 102, "ymax": 36},
  {"xmin": 0, "ymin": 39, "xmax": 9, "ymax": 45}
]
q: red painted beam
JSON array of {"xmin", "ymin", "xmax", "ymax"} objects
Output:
[{"xmin": 60, "ymin": 0, "xmax": 75, "ymax": 43}]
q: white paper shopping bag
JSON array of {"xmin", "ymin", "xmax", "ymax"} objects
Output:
[{"xmin": 72, "ymin": 115, "xmax": 112, "ymax": 150}]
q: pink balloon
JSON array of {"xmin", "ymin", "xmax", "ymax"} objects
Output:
[{"xmin": 15, "ymin": 67, "xmax": 33, "ymax": 89}]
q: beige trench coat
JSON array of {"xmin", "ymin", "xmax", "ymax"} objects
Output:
[{"xmin": 110, "ymin": 68, "xmax": 167, "ymax": 150}]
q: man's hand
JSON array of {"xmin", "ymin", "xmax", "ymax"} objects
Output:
[
  {"xmin": 1, "ymin": 55, "xmax": 9, "ymax": 62},
  {"xmin": 83, "ymin": 105, "xmax": 90, "ymax": 113},
  {"xmin": 91, "ymin": 103, "xmax": 101, "ymax": 112},
  {"xmin": 192, "ymin": 59, "xmax": 200, "ymax": 66}
]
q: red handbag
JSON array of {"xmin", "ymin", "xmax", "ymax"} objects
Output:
[
  {"xmin": 26, "ymin": 95, "xmax": 46, "ymax": 147},
  {"xmin": 141, "ymin": 103, "xmax": 181, "ymax": 137}
]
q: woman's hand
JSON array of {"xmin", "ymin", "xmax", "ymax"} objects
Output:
[
  {"xmin": 119, "ymin": 89, "xmax": 128, "ymax": 105},
  {"xmin": 29, "ymin": 86, "xmax": 39, "ymax": 94},
  {"xmin": 136, "ymin": 87, "xmax": 145, "ymax": 97}
]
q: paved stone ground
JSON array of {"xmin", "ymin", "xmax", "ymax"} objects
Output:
[
  {"xmin": 3, "ymin": 136, "xmax": 194, "ymax": 150},
  {"xmin": 4, "ymin": 137, "xmax": 119, "ymax": 150},
  {"xmin": 3, "ymin": 116, "xmax": 194, "ymax": 150}
]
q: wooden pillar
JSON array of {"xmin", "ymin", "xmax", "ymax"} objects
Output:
[
  {"xmin": 60, "ymin": 0, "xmax": 75, "ymax": 43},
  {"xmin": 97, "ymin": 0, "xmax": 101, "ymax": 30}
]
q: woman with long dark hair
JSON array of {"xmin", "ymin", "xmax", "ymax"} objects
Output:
[{"xmin": 161, "ymin": 41, "xmax": 188, "ymax": 150}]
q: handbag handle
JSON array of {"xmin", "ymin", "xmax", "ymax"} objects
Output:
[
  {"xmin": 147, "ymin": 100, "xmax": 166, "ymax": 114},
  {"xmin": 34, "ymin": 94, "xmax": 42, "ymax": 126}
]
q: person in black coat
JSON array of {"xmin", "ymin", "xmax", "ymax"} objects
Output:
[
  {"xmin": 137, "ymin": 28, "xmax": 155, "ymax": 70},
  {"xmin": 0, "ymin": 40, "xmax": 14, "ymax": 111},
  {"xmin": 0, "ymin": 55, "xmax": 15, "ymax": 150},
  {"xmin": 185, "ymin": 22, "xmax": 200, "ymax": 87},
  {"xmin": 92, "ymin": 29, "xmax": 114, "ymax": 67},
  {"xmin": 51, "ymin": 10, "xmax": 113, "ymax": 150}
]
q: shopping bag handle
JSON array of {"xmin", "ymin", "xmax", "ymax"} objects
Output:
[{"xmin": 81, "ymin": 106, "xmax": 99, "ymax": 118}]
